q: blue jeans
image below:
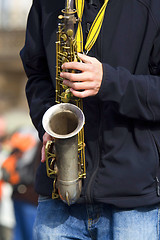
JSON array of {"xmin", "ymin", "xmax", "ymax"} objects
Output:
[
  {"xmin": 33, "ymin": 198, "xmax": 160, "ymax": 240},
  {"xmin": 13, "ymin": 200, "xmax": 37, "ymax": 240}
]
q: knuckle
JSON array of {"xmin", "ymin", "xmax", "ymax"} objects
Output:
[
  {"xmin": 75, "ymin": 62, "xmax": 80, "ymax": 68},
  {"xmin": 72, "ymin": 83, "xmax": 76, "ymax": 89},
  {"xmin": 80, "ymin": 91, "xmax": 86, "ymax": 98},
  {"xmin": 92, "ymin": 82, "xmax": 96, "ymax": 89},
  {"xmin": 90, "ymin": 65, "xmax": 94, "ymax": 72},
  {"xmin": 69, "ymin": 74, "xmax": 74, "ymax": 81},
  {"xmin": 63, "ymin": 63, "xmax": 67, "ymax": 69},
  {"xmin": 65, "ymin": 73, "xmax": 70, "ymax": 79}
]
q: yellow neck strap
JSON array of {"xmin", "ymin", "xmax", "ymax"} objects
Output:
[{"xmin": 75, "ymin": 0, "xmax": 110, "ymax": 53}]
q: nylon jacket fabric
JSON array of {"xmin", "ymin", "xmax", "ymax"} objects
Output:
[{"xmin": 20, "ymin": 0, "xmax": 160, "ymax": 208}]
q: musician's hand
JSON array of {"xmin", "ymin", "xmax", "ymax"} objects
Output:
[
  {"xmin": 60, "ymin": 53, "xmax": 103, "ymax": 98},
  {"xmin": 41, "ymin": 132, "xmax": 53, "ymax": 163}
]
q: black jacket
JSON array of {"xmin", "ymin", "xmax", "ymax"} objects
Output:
[{"xmin": 21, "ymin": 0, "xmax": 160, "ymax": 208}]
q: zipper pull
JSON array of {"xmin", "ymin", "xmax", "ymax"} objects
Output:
[{"xmin": 156, "ymin": 177, "xmax": 160, "ymax": 197}]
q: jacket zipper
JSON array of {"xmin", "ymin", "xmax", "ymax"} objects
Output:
[
  {"xmin": 151, "ymin": 132, "xmax": 160, "ymax": 197},
  {"xmin": 86, "ymin": 140, "xmax": 100, "ymax": 203},
  {"xmin": 156, "ymin": 177, "xmax": 160, "ymax": 197},
  {"xmin": 85, "ymin": 4, "xmax": 102, "ymax": 202}
]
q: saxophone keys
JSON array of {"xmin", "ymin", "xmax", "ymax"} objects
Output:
[
  {"xmin": 52, "ymin": 179, "xmax": 59, "ymax": 199},
  {"xmin": 58, "ymin": 15, "xmax": 64, "ymax": 20},
  {"xmin": 67, "ymin": 29, "xmax": 73, "ymax": 37},
  {"xmin": 61, "ymin": 89, "xmax": 73, "ymax": 103},
  {"xmin": 61, "ymin": 33, "xmax": 67, "ymax": 41},
  {"xmin": 62, "ymin": 84, "xmax": 68, "ymax": 90}
]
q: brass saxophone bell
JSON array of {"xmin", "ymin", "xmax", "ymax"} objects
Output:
[{"xmin": 42, "ymin": 103, "xmax": 85, "ymax": 205}]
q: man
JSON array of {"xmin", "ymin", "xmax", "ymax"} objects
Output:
[{"xmin": 20, "ymin": 0, "xmax": 160, "ymax": 239}]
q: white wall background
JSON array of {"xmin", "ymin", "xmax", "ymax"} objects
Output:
[{"xmin": 0, "ymin": 0, "xmax": 32, "ymax": 30}]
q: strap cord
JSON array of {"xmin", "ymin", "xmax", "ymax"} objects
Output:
[{"xmin": 75, "ymin": 0, "xmax": 110, "ymax": 53}]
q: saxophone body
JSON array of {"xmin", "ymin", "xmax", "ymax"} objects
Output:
[{"xmin": 42, "ymin": 0, "xmax": 86, "ymax": 205}]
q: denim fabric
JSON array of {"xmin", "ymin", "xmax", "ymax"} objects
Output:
[
  {"xmin": 33, "ymin": 198, "xmax": 160, "ymax": 240},
  {"xmin": 13, "ymin": 200, "xmax": 37, "ymax": 240}
]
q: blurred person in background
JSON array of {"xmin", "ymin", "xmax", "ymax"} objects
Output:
[
  {"xmin": 1, "ymin": 126, "xmax": 40, "ymax": 240},
  {"xmin": 0, "ymin": 117, "xmax": 15, "ymax": 240},
  {"xmin": 0, "ymin": 0, "xmax": 36, "ymax": 239}
]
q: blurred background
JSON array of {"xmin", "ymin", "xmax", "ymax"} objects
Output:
[
  {"xmin": 0, "ymin": 1, "xmax": 41, "ymax": 240},
  {"xmin": 0, "ymin": 0, "xmax": 31, "ymax": 115}
]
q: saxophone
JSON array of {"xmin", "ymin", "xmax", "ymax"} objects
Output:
[{"xmin": 42, "ymin": 0, "xmax": 86, "ymax": 205}]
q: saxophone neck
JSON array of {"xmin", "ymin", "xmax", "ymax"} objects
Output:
[
  {"xmin": 62, "ymin": 0, "xmax": 76, "ymax": 35},
  {"xmin": 65, "ymin": 0, "xmax": 74, "ymax": 11}
]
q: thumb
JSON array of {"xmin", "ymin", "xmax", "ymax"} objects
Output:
[
  {"xmin": 78, "ymin": 53, "xmax": 92, "ymax": 64},
  {"xmin": 41, "ymin": 145, "xmax": 46, "ymax": 163}
]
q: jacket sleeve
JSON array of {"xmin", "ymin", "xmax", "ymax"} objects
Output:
[
  {"xmin": 98, "ymin": 31, "xmax": 160, "ymax": 122},
  {"xmin": 20, "ymin": 0, "xmax": 55, "ymax": 141}
]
